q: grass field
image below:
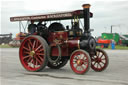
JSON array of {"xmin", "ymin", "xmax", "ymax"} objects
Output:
[{"xmin": 0, "ymin": 44, "xmax": 12, "ymax": 48}]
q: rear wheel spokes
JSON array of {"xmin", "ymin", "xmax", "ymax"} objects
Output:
[
  {"xmin": 28, "ymin": 39, "xmax": 33, "ymax": 48},
  {"xmin": 27, "ymin": 57, "xmax": 32, "ymax": 63},
  {"xmin": 24, "ymin": 52, "xmax": 30, "ymax": 55},
  {"xmin": 37, "ymin": 55, "xmax": 44, "ymax": 63},
  {"xmin": 28, "ymin": 42, "xmax": 31, "ymax": 51},
  {"xmin": 21, "ymin": 37, "xmax": 44, "ymax": 69},
  {"xmin": 20, "ymin": 36, "xmax": 48, "ymax": 72},
  {"xmin": 23, "ymin": 55, "xmax": 30, "ymax": 60},
  {"xmin": 32, "ymin": 40, "xmax": 36, "ymax": 50},
  {"xmin": 35, "ymin": 45, "xmax": 42, "ymax": 52},
  {"xmin": 93, "ymin": 61, "xmax": 97, "ymax": 66},
  {"xmin": 36, "ymin": 53, "xmax": 44, "ymax": 56},
  {"xmin": 35, "ymin": 56, "xmax": 42, "ymax": 65},
  {"xmin": 23, "ymin": 46, "xmax": 30, "ymax": 52},
  {"xmin": 37, "ymin": 49, "xmax": 44, "ymax": 52}
]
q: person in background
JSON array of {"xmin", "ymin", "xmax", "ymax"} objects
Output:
[
  {"xmin": 28, "ymin": 20, "xmax": 37, "ymax": 34},
  {"xmin": 111, "ymin": 39, "xmax": 115, "ymax": 49}
]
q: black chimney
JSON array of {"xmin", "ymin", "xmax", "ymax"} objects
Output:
[{"xmin": 82, "ymin": 4, "xmax": 91, "ymax": 35}]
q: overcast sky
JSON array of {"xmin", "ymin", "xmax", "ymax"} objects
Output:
[{"xmin": 1, "ymin": 0, "xmax": 128, "ymax": 37}]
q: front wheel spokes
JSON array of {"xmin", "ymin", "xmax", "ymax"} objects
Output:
[
  {"xmin": 98, "ymin": 63, "xmax": 102, "ymax": 68},
  {"xmin": 100, "ymin": 53, "xmax": 104, "ymax": 58},
  {"xmin": 97, "ymin": 51, "xmax": 100, "ymax": 58},
  {"xmin": 101, "ymin": 61, "xmax": 105, "ymax": 64},
  {"xmin": 70, "ymin": 50, "xmax": 91, "ymax": 74},
  {"xmin": 81, "ymin": 65, "xmax": 85, "ymax": 71},
  {"xmin": 91, "ymin": 48, "xmax": 109, "ymax": 72}
]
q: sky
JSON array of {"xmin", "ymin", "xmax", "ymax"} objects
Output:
[{"xmin": 1, "ymin": 0, "xmax": 128, "ymax": 37}]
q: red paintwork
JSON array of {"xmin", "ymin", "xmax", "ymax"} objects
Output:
[
  {"xmin": 66, "ymin": 40, "xmax": 79, "ymax": 48},
  {"xmin": 51, "ymin": 45, "xmax": 69, "ymax": 56},
  {"xmin": 97, "ymin": 38, "xmax": 111, "ymax": 44},
  {"xmin": 48, "ymin": 31, "xmax": 80, "ymax": 56},
  {"xmin": 48, "ymin": 31, "xmax": 68, "ymax": 44},
  {"xmin": 48, "ymin": 31, "xmax": 69, "ymax": 56}
]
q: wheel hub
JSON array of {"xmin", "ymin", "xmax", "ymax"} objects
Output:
[
  {"xmin": 30, "ymin": 50, "xmax": 35, "ymax": 56},
  {"xmin": 77, "ymin": 60, "xmax": 83, "ymax": 66},
  {"xmin": 96, "ymin": 58, "xmax": 101, "ymax": 63}
]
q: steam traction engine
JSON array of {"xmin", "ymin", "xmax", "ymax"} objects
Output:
[{"xmin": 10, "ymin": 4, "xmax": 109, "ymax": 74}]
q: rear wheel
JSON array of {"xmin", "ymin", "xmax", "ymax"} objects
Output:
[
  {"xmin": 91, "ymin": 48, "xmax": 109, "ymax": 72},
  {"xmin": 19, "ymin": 35, "xmax": 48, "ymax": 72},
  {"xmin": 70, "ymin": 50, "xmax": 91, "ymax": 74}
]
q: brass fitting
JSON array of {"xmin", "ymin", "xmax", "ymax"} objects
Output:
[{"xmin": 82, "ymin": 4, "xmax": 91, "ymax": 8}]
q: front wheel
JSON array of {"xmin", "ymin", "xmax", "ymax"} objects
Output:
[
  {"xmin": 70, "ymin": 49, "xmax": 91, "ymax": 74},
  {"xmin": 91, "ymin": 48, "xmax": 109, "ymax": 72}
]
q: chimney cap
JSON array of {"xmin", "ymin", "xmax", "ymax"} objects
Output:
[{"xmin": 82, "ymin": 4, "xmax": 91, "ymax": 8}]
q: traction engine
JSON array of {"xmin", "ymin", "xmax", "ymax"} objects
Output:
[{"xmin": 10, "ymin": 4, "xmax": 109, "ymax": 74}]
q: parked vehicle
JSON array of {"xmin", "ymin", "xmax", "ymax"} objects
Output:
[
  {"xmin": 9, "ymin": 32, "xmax": 27, "ymax": 47},
  {"xmin": 96, "ymin": 38, "xmax": 111, "ymax": 48},
  {"xmin": 120, "ymin": 35, "xmax": 128, "ymax": 46},
  {"xmin": 0, "ymin": 33, "xmax": 12, "ymax": 44}
]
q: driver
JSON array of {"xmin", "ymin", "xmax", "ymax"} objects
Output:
[{"xmin": 28, "ymin": 20, "xmax": 37, "ymax": 34}]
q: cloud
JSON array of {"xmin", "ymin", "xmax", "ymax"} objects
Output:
[{"xmin": 1, "ymin": 0, "xmax": 128, "ymax": 37}]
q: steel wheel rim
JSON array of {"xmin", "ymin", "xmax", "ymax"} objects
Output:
[
  {"xmin": 20, "ymin": 37, "xmax": 45, "ymax": 71},
  {"xmin": 70, "ymin": 51, "xmax": 89, "ymax": 74},
  {"xmin": 91, "ymin": 49, "xmax": 108, "ymax": 71}
]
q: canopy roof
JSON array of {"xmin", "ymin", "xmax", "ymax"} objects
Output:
[{"xmin": 10, "ymin": 10, "xmax": 93, "ymax": 22}]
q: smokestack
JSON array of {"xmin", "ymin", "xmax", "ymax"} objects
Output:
[{"xmin": 82, "ymin": 4, "xmax": 91, "ymax": 34}]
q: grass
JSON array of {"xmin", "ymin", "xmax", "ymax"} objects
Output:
[
  {"xmin": 0, "ymin": 44, "xmax": 12, "ymax": 48},
  {"xmin": 0, "ymin": 44, "xmax": 128, "ymax": 50},
  {"xmin": 0, "ymin": 44, "xmax": 16, "ymax": 48},
  {"xmin": 96, "ymin": 45, "xmax": 128, "ymax": 50},
  {"xmin": 114, "ymin": 45, "xmax": 128, "ymax": 50}
]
